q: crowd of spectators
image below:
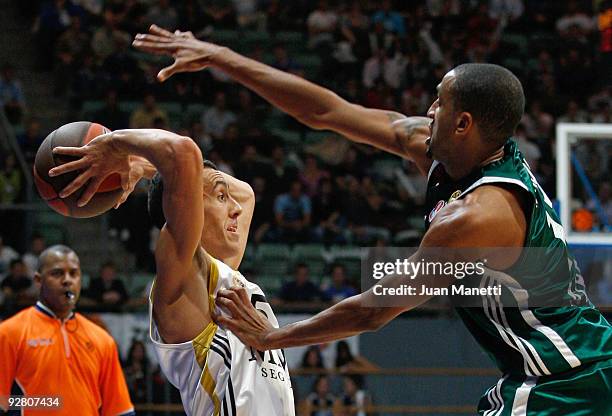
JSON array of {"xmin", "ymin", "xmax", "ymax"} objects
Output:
[
  {"xmin": 0, "ymin": 1, "xmax": 609, "ymax": 301},
  {"xmin": 7, "ymin": 0, "xmax": 608, "ymax": 247}
]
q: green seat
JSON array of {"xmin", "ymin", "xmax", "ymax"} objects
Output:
[
  {"xmin": 242, "ymin": 30, "xmax": 271, "ymax": 46},
  {"xmin": 304, "ymin": 131, "xmax": 332, "ymax": 145},
  {"xmin": 293, "ymin": 244, "xmax": 325, "ymax": 260},
  {"xmin": 270, "ymin": 128, "xmax": 301, "ymax": 146},
  {"xmin": 274, "ymin": 31, "xmax": 304, "ymax": 47},
  {"xmin": 257, "ymin": 274, "xmax": 285, "ymax": 294},
  {"xmin": 294, "ymin": 54, "xmax": 322, "ymax": 74},
  {"xmin": 371, "ymin": 157, "xmax": 402, "ymax": 180},
  {"xmin": 119, "ymin": 101, "xmax": 140, "ymax": 114},
  {"xmin": 258, "ymin": 260, "xmax": 290, "ymax": 277},
  {"xmin": 257, "ymin": 243, "xmax": 291, "ymax": 260},
  {"xmin": 33, "ymin": 209, "xmax": 66, "ymax": 245}
]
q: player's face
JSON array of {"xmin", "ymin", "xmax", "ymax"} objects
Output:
[
  {"xmin": 200, "ymin": 168, "xmax": 243, "ymax": 261},
  {"xmin": 426, "ymin": 71, "xmax": 457, "ymax": 161},
  {"xmin": 35, "ymin": 251, "xmax": 81, "ymax": 315}
]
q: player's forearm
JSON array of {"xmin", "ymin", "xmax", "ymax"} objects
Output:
[
  {"xmin": 263, "ymin": 295, "xmax": 388, "ymax": 349},
  {"xmin": 209, "ymin": 47, "xmax": 345, "ymax": 130},
  {"xmin": 110, "ymin": 129, "xmax": 201, "ymax": 180}
]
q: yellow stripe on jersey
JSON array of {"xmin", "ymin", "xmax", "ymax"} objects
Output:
[
  {"xmin": 192, "ymin": 321, "xmax": 217, "ymax": 369},
  {"xmin": 201, "ymin": 362, "xmax": 222, "ymax": 415}
]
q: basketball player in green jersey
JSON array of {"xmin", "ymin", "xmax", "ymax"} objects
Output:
[{"xmin": 134, "ymin": 26, "xmax": 612, "ymax": 414}]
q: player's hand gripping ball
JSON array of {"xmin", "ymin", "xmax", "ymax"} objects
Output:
[{"xmin": 34, "ymin": 121, "xmax": 122, "ymax": 217}]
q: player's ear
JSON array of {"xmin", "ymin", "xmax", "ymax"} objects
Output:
[
  {"xmin": 456, "ymin": 112, "xmax": 472, "ymax": 136},
  {"xmin": 34, "ymin": 272, "xmax": 42, "ymax": 287}
]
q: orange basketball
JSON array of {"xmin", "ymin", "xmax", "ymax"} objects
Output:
[{"xmin": 33, "ymin": 121, "xmax": 122, "ymax": 218}]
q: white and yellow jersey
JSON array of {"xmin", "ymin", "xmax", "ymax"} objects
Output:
[{"xmin": 149, "ymin": 257, "xmax": 294, "ymax": 416}]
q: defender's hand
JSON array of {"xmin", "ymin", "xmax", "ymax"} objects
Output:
[
  {"xmin": 214, "ymin": 287, "xmax": 276, "ymax": 351},
  {"xmin": 132, "ymin": 25, "xmax": 224, "ymax": 82},
  {"xmin": 48, "ymin": 132, "xmax": 129, "ymax": 206}
]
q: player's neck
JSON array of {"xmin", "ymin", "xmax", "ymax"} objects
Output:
[{"xmin": 445, "ymin": 147, "xmax": 504, "ymax": 181}]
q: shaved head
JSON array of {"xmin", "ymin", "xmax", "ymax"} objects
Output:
[{"xmin": 38, "ymin": 245, "xmax": 79, "ymax": 272}]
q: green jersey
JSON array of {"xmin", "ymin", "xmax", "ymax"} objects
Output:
[{"xmin": 424, "ymin": 139, "xmax": 612, "ymax": 377}]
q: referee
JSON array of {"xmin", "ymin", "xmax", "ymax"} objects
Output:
[{"xmin": 0, "ymin": 245, "xmax": 134, "ymax": 415}]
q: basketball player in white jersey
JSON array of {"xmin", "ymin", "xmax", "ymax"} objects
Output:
[{"xmin": 48, "ymin": 129, "xmax": 295, "ymax": 416}]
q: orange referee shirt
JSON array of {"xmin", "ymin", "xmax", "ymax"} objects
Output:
[{"xmin": 0, "ymin": 302, "xmax": 134, "ymax": 415}]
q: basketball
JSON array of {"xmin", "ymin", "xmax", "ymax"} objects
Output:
[{"xmin": 33, "ymin": 121, "xmax": 122, "ymax": 218}]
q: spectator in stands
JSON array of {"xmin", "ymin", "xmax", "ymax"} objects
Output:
[
  {"xmin": 337, "ymin": 2, "xmax": 370, "ymax": 63},
  {"xmin": 279, "ymin": 263, "xmax": 322, "ymax": 303},
  {"xmin": 33, "ymin": 0, "xmax": 85, "ymax": 69},
  {"xmin": 598, "ymin": 1, "xmax": 612, "ymax": 86},
  {"xmin": 515, "ymin": 124, "xmax": 541, "ymax": 170},
  {"xmin": 93, "ymin": 90, "xmax": 129, "ymax": 131},
  {"xmin": 55, "ymin": 15, "xmax": 89, "ymax": 95},
  {"xmin": 189, "ymin": 120, "xmax": 213, "ymax": 153},
  {"xmin": 271, "ymin": 43, "xmax": 302, "ymax": 74},
  {"xmin": 274, "ymin": 180, "xmax": 312, "ymax": 244},
  {"xmin": 591, "ymin": 101, "xmax": 612, "ymax": 123},
  {"xmin": 202, "ymin": 91, "xmax": 236, "ymax": 139},
  {"xmin": 249, "ymin": 176, "xmax": 274, "ymax": 244},
  {"xmin": 521, "ymin": 100, "xmax": 554, "ymax": 140},
  {"xmin": 91, "ymin": 6, "xmax": 131, "ymax": 63},
  {"xmin": 17, "ymin": 119, "xmax": 45, "ymax": 165},
  {"xmin": 336, "ymin": 375, "xmax": 372, "ymax": 416},
  {"xmin": 558, "ymin": 100, "xmax": 590, "ymax": 123},
  {"xmin": 235, "ymin": 144, "xmax": 271, "ymax": 185},
  {"xmin": 299, "ymin": 155, "xmax": 329, "ymax": 197},
  {"xmin": 0, "ymin": 154, "xmax": 22, "ymax": 204},
  {"xmin": 334, "ymin": 340, "xmax": 378, "ymax": 373},
  {"xmin": 301, "ymin": 345, "xmax": 325, "ymax": 370},
  {"xmin": 0, "ymin": 63, "xmax": 26, "ymax": 125},
  {"xmin": 201, "ymin": 0, "xmax": 236, "ymax": 28},
  {"xmin": 303, "ymin": 375, "xmax": 335, "ymax": 416},
  {"xmin": 22, "ymin": 235, "xmax": 46, "ymax": 278},
  {"xmin": 371, "ymin": 0, "xmax": 406, "ymax": 37},
  {"xmin": 87, "ymin": 261, "xmax": 129, "ymax": 307},
  {"xmin": 129, "ymin": 93, "xmax": 168, "ymax": 129},
  {"xmin": 312, "ymin": 177, "xmax": 346, "ymax": 245},
  {"xmin": 0, "ymin": 236, "xmax": 19, "ymax": 276},
  {"xmin": 307, "ymin": 0, "xmax": 338, "ymax": 50},
  {"xmin": 401, "ymin": 81, "xmax": 431, "ymax": 116},
  {"xmin": 556, "ymin": 0, "xmax": 595, "ymax": 38},
  {"xmin": 146, "ymin": 0, "xmax": 178, "ymax": 31},
  {"xmin": 268, "ymin": 145, "xmax": 299, "ymax": 195},
  {"xmin": 489, "ymin": 0, "xmax": 524, "ymax": 22},
  {"xmin": 1, "ymin": 259, "xmax": 33, "ymax": 301},
  {"xmin": 321, "ymin": 264, "xmax": 356, "ymax": 303},
  {"xmin": 207, "ymin": 149, "xmax": 235, "ymax": 176},
  {"xmin": 123, "ymin": 339, "xmax": 151, "ymax": 404}
]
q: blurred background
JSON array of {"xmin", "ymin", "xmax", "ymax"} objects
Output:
[{"xmin": 0, "ymin": 0, "xmax": 610, "ymax": 414}]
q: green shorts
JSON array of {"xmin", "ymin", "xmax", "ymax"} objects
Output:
[{"xmin": 478, "ymin": 358, "xmax": 612, "ymax": 415}]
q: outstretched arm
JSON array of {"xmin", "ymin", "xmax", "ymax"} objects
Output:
[
  {"xmin": 133, "ymin": 26, "xmax": 432, "ymax": 174},
  {"xmin": 215, "ymin": 185, "xmax": 527, "ymax": 350}
]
